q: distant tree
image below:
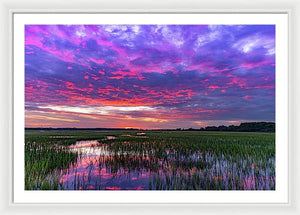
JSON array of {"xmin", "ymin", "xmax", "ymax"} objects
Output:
[
  {"xmin": 200, "ymin": 122, "xmax": 275, "ymax": 132},
  {"xmin": 205, "ymin": 126, "xmax": 218, "ymax": 131},
  {"xmin": 218, "ymin": 125, "xmax": 227, "ymax": 131}
]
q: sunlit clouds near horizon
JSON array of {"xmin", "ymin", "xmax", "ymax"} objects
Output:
[{"xmin": 25, "ymin": 25, "xmax": 275, "ymax": 129}]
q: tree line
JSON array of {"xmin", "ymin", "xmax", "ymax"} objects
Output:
[{"xmin": 180, "ymin": 122, "xmax": 275, "ymax": 132}]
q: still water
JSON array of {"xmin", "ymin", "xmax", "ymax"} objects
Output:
[
  {"xmin": 60, "ymin": 140, "xmax": 150, "ymax": 190},
  {"xmin": 54, "ymin": 140, "xmax": 275, "ymax": 190}
]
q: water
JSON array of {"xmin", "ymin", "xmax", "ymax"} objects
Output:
[
  {"xmin": 53, "ymin": 140, "xmax": 275, "ymax": 190},
  {"xmin": 60, "ymin": 140, "xmax": 151, "ymax": 190}
]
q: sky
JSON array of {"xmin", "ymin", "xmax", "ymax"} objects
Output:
[{"xmin": 25, "ymin": 25, "xmax": 275, "ymax": 129}]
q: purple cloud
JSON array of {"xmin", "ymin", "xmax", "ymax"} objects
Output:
[{"xmin": 25, "ymin": 25, "xmax": 275, "ymax": 128}]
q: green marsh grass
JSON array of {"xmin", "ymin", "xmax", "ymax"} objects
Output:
[{"xmin": 25, "ymin": 130, "xmax": 275, "ymax": 190}]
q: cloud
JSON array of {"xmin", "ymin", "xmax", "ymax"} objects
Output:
[{"xmin": 25, "ymin": 25, "xmax": 275, "ymax": 128}]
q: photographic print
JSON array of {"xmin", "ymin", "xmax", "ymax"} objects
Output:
[{"xmin": 24, "ymin": 23, "xmax": 276, "ymax": 191}]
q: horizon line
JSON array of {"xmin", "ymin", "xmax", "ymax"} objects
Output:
[{"xmin": 24, "ymin": 121, "xmax": 275, "ymax": 130}]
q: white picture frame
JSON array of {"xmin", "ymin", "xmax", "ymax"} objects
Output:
[
  {"xmin": 0, "ymin": 0, "xmax": 299, "ymax": 214},
  {"xmin": 13, "ymin": 12, "xmax": 288, "ymax": 205}
]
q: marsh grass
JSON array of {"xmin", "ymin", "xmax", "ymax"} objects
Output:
[{"xmin": 25, "ymin": 130, "xmax": 275, "ymax": 190}]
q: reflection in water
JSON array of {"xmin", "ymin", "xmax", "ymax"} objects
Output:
[
  {"xmin": 51, "ymin": 140, "xmax": 276, "ymax": 190},
  {"xmin": 59, "ymin": 140, "xmax": 152, "ymax": 190},
  {"xmin": 69, "ymin": 140, "xmax": 100, "ymax": 149},
  {"xmin": 105, "ymin": 136, "xmax": 116, "ymax": 140},
  {"xmin": 59, "ymin": 155, "xmax": 151, "ymax": 190}
]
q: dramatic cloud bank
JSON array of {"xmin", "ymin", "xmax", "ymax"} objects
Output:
[{"xmin": 25, "ymin": 25, "xmax": 275, "ymax": 128}]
